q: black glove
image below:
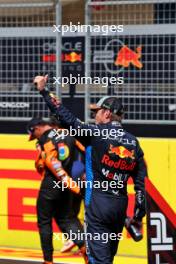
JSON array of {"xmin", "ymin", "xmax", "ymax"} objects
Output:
[{"xmin": 134, "ymin": 190, "xmax": 146, "ymax": 221}]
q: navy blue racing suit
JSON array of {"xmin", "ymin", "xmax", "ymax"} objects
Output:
[{"xmin": 39, "ymin": 89, "xmax": 147, "ymax": 264}]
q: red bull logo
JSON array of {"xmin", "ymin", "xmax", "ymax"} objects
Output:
[
  {"xmin": 42, "ymin": 52, "xmax": 82, "ymax": 63},
  {"xmin": 101, "ymin": 154, "xmax": 136, "ymax": 171},
  {"xmin": 64, "ymin": 52, "xmax": 82, "ymax": 63},
  {"xmin": 109, "ymin": 145, "xmax": 135, "ymax": 159},
  {"xmin": 115, "ymin": 45, "xmax": 143, "ymax": 69}
]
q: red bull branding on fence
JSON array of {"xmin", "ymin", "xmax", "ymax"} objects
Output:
[
  {"xmin": 115, "ymin": 45, "xmax": 143, "ymax": 69},
  {"xmin": 93, "ymin": 39, "xmax": 143, "ymax": 75},
  {"xmin": 64, "ymin": 52, "xmax": 82, "ymax": 63}
]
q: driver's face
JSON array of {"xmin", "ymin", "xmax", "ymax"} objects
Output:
[
  {"xmin": 31, "ymin": 125, "xmax": 45, "ymax": 139},
  {"xmin": 94, "ymin": 108, "xmax": 110, "ymax": 124}
]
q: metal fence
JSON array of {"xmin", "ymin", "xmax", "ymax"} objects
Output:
[
  {"xmin": 1, "ymin": 0, "xmax": 176, "ymax": 123},
  {"xmin": 0, "ymin": 0, "xmax": 61, "ymax": 120},
  {"xmin": 85, "ymin": 0, "xmax": 176, "ymax": 123}
]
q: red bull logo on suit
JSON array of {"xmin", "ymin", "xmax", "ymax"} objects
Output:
[{"xmin": 109, "ymin": 145, "xmax": 135, "ymax": 159}]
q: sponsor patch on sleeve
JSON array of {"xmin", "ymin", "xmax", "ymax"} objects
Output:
[{"xmin": 58, "ymin": 143, "xmax": 69, "ymax": 161}]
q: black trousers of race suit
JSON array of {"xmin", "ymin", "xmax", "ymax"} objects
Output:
[
  {"xmin": 85, "ymin": 190, "xmax": 128, "ymax": 264},
  {"xmin": 37, "ymin": 175, "xmax": 84, "ymax": 262}
]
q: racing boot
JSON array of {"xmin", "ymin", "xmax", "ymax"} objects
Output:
[{"xmin": 60, "ymin": 240, "xmax": 76, "ymax": 253}]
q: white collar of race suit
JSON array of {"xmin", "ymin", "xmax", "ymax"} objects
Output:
[{"xmin": 111, "ymin": 121, "xmax": 122, "ymax": 127}]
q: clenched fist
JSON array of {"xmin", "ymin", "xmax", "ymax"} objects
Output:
[{"xmin": 33, "ymin": 74, "xmax": 48, "ymax": 91}]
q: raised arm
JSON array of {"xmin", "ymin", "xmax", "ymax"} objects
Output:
[{"xmin": 34, "ymin": 75, "xmax": 98, "ymax": 145}]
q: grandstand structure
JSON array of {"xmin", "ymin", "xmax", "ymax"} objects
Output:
[{"xmin": 0, "ymin": 0, "xmax": 175, "ymax": 124}]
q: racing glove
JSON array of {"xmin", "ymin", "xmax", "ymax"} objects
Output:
[{"xmin": 133, "ymin": 190, "xmax": 146, "ymax": 221}]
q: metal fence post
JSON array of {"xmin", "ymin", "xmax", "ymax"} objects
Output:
[
  {"xmin": 85, "ymin": 0, "xmax": 91, "ymax": 122},
  {"xmin": 55, "ymin": 0, "xmax": 62, "ymax": 99}
]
